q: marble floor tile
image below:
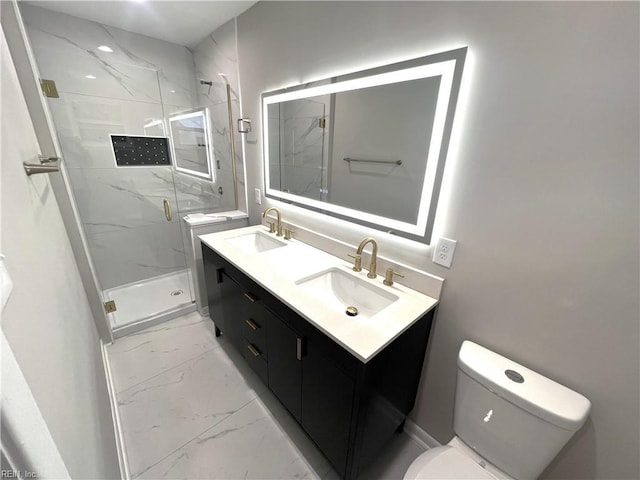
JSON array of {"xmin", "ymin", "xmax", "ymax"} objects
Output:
[
  {"xmin": 110, "ymin": 312, "xmax": 426, "ymax": 479},
  {"xmin": 118, "ymin": 343, "xmax": 268, "ymax": 477},
  {"xmin": 137, "ymin": 398, "xmax": 326, "ymax": 479},
  {"xmin": 358, "ymin": 432, "xmax": 425, "ymax": 479},
  {"xmin": 107, "ymin": 313, "xmax": 222, "ymax": 393},
  {"xmin": 257, "ymin": 389, "xmax": 337, "ymax": 478}
]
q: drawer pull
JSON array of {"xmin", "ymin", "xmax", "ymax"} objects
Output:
[
  {"xmin": 243, "ymin": 292, "xmax": 257, "ymax": 303},
  {"xmin": 247, "ymin": 343, "xmax": 261, "ymax": 357},
  {"xmin": 296, "ymin": 338, "xmax": 303, "ymax": 361},
  {"xmin": 245, "ymin": 318, "xmax": 259, "ymax": 331}
]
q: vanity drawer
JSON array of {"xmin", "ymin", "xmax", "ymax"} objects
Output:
[
  {"xmin": 241, "ymin": 293, "xmax": 269, "ymax": 358},
  {"xmin": 243, "ymin": 316, "xmax": 267, "ymax": 357},
  {"xmin": 243, "ymin": 340, "xmax": 268, "ymax": 384}
]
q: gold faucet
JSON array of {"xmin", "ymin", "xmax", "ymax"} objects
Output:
[
  {"xmin": 356, "ymin": 237, "xmax": 378, "ymax": 278},
  {"xmin": 262, "ymin": 207, "xmax": 283, "ymax": 236}
]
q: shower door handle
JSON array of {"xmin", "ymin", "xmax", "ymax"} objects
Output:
[{"xmin": 163, "ymin": 199, "xmax": 172, "ymax": 221}]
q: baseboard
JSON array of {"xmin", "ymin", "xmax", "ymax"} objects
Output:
[
  {"xmin": 101, "ymin": 341, "xmax": 131, "ymax": 480},
  {"xmin": 403, "ymin": 418, "xmax": 442, "ymax": 450}
]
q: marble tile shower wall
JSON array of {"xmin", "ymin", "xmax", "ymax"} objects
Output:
[
  {"xmin": 192, "ymin": 18, "xmax": 247, "ymax": 214},
  {"xmin": 21, "ymin": 5, "xmax": 243, "ymax": 289}
]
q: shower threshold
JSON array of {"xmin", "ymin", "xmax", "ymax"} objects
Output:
[{"xmin": 105, "ymin": 269, "xmax": 196, "ymax": 338}]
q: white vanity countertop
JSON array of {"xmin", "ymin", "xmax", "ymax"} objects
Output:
[
  {"xmin": 200, "ymin": 225, "xmax": 439, "ymax": 363},
  {"xmin": 183, "ymin": 210, "xmax": 248, "ymax": 226}
]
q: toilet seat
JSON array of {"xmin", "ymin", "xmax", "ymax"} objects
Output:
[{"xmin": 404, "ymin": 446, "xmax": 498, "ymax": 480}]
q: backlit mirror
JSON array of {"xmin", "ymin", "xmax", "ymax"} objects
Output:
[{"xmin": 262, "ymin": 47, "xmax": 467, "ymax": 244}]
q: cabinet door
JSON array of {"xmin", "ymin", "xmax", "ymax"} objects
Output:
[
  {"xmin": 202, "ymin": 245, "xmax": 225, "ymax": 329},
  {"xmin": 219, "ymin": 271, "xmax": 244, "ymax": 348},
  {"xmin": 302, "ymin": 341, "xmax": 355, "ymax": 477},
  {"xmin": 267, "ymin": 314, "xmax": 302, "ymax": 421}
]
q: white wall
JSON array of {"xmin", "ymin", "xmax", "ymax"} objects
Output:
[
  {"xmin": 0, "ymin": 22, "xmax": 120, "ymax": 479},
  {"xmin": 237, "ymin": 2, "xmax": 639, "ymax": 479}
]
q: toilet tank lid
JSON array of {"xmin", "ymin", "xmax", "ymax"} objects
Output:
[{"xmin": 458, "ymin": 341, "xmax": 591, "ymax": 431}]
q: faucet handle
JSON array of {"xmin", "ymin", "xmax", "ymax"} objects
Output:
[
  {"xmin": 347, "ymin": 254, "xmax": 362, "ymax": 272},
  {"xmin": 383, "ymin": 268, "xmax": 405, "ymax": 286},
  {"xmin": 266, "ymin": 220, "xmax": 276, "ymax": 233}
]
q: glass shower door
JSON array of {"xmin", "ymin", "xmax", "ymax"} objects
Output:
[
  {"xmin": 20, "ymin": 5, "xmax": 240, "ymax": 335},
  {"xmin": 96, "ymin": 149, "xmax": 193, "ymax": 332},
  {"xmin": 39, "ymin": 64, "xmax": 194, "ymax": 333}
]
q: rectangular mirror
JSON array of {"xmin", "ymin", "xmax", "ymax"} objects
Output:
[
  {"xmin": 262, "ymin": 47, "xmax": 467, "ymax": 244},
  {"xmin": 169, "ymin": 108, "xmax": 216, "ymax": 181}
]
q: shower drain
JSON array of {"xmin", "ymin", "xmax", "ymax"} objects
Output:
[{"xmin": 170, "ymin": 289, "xmax": 183, "ymax": 296}]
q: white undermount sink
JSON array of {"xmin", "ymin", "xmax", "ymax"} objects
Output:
[
  {"xmin": 295, "ymin": 267, "xmax": 398, "ymax": 319},
  {"xmin": 226, "ymin": 230, "xmax": 287, "ymax": 253}
]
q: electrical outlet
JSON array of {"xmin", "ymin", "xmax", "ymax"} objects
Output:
[
  {"xmin": 254, "ymin": 188, "xmax": 262, "ymax": 205},
  {"xmin": 432, "ymin": 237, "xmax": 457, "ymax": 268}
]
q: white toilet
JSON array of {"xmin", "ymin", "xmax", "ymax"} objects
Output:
[{"xmin": 405, "ymin": 341, "xmax": 591, "ymax": 480}]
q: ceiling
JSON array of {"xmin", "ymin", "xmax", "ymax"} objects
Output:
[{"xmin": 22, "ymin": 0, "xmax": 258, "ymax": 49}]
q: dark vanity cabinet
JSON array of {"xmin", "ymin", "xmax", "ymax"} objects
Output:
[
  {"xmin": 266, "ymin": 310, "xmax": 302, "ymax": 421},
  {"xmin": 202, "ymin": 245, "xmax": 227, "ymax": 334},
  {"xmin": 203, "ymin": 245, "xmax": 270, "ymax": 382},
  {"xmin": 202, "ymin": 243, "xmax": 435, "ymax": 480}
]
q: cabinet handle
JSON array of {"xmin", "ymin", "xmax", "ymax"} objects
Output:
[
  {"xmin": 296, "ymin": 338, "xmax": 303, "ymax": 361},
  {"xmin": 247, "ymin": 343, "xmax": 261, "ymax": 357},
  {"xmin": 245, "ymin": 318, "xmax": 259, "ymax": 331},
  {"xmin": 243, "ymin": 292, "xmax": 257, "ymax": 303}
]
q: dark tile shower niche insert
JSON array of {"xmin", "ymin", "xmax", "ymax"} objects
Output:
[{"xmin": 111, "ymin": 134, "xmax": 171, "ymax": 167}]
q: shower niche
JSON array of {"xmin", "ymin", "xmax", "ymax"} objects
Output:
[{"xmin": 110, "ymin": 135, "xmax": 172, "ymax": 167}]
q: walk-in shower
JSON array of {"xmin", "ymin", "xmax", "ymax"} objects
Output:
[{"xmin": 19, "ymin": 3, "xmax": 246, "ymax": 336}]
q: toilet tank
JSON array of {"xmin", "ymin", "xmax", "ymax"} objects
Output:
[{"xmin": 454, "ymin": 341, "xmax": 591, "ymax": 479}]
